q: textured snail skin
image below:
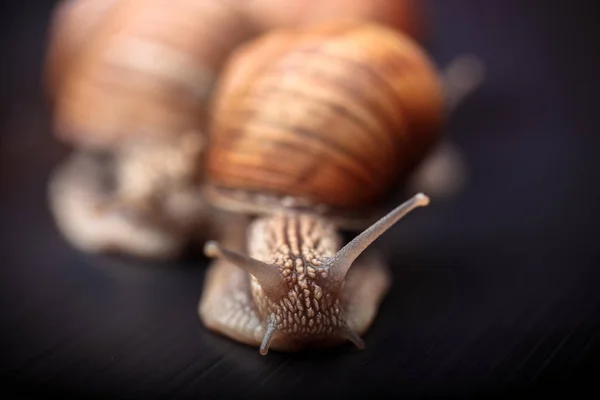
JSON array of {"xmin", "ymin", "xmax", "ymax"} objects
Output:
[
  {"xmin": 48, "ymin": 153, "xmax": 190, "ymax": 259},
  {"xmin": 199, "ymin": 192, "xmax": 430, "ymax": 354},
  {"xmin": 207, "ymin": 22, "xmax": 445, "ymax": 212},
  {"xmin": 199, "ymin": 212, "xmax": 391, "ymax": 353}
]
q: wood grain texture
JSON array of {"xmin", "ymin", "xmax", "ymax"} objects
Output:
[
  {"xmin": 207, "ymin": 22, "xmax": 444, "ymax": 210},
  {"xmin": 3, "ymin": 0, "xmax": 600, "ymax": 398}
]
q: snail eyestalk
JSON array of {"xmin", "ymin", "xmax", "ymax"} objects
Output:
[
  {"xmin": 325, "ymin": 193, "xmax": 430, "ymax": 285},
  {"xmin": 204, "ymin": 241, "xmax": 285, "ymax": 298}
]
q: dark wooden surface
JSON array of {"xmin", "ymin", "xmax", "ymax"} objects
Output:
[{"xmin": 2, "ymin": 0, "xmax": 600, "ymax": 398}]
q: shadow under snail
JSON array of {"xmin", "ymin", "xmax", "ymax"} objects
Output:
[{"xmin": 196, "ymin": 22, "xmax": 484, "ymax": 355}]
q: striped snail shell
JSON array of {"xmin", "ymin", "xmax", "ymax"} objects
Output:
[
  {"xmin": 205, "ymin": 22, "xmax": 445, "ymax": 216},
  {"xmin": 48, "ymin": 0, "xmax": 257, "ymax": 150}
]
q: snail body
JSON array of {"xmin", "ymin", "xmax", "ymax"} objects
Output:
[
  {"xmin": 198, "ymin": 23, "xmax": 444, "ymax": 354},
  {"xmin": 200, "ymin": 194, "xmax": 429, "ymax": 354}
]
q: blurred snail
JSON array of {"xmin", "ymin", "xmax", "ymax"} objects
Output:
[
  {"xmin": 45, "ymin": 0, "xmax": 259, "ymax": 259},
  {"xmin": 44, "ymin": 0, "xmax": 429, "ymax": 260},
  {"xmin": 197, "ymin": 22, "xmax": 484, "ymax": 355}
]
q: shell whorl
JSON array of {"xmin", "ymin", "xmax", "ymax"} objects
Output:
[
  {"xmin": 52, "ymin": 0, "xmax": 255, "ymax": 150},
  {"xmin": 207, "ymin": 22, "xmax": 444, "ymax": 212}
]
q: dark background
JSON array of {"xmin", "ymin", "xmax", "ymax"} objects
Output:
[{"xmin": 2, "ymin": 0, "xmax": 600, "ymax": 398}]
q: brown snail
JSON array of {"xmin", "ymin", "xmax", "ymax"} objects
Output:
[
  {"xmin": 44, "ymin": 0, "xmax": 429, "ymax": 260},
  {"xmin": 45, "ymin": 0, "xmax": 259, "ymax": 259},
  {"xmin": 196, "ymin": 22, "xmax": 479, "ymax": 355}
]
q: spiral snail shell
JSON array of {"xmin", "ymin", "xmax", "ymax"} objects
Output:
[
  {"xmin": 205, "ymin": 22, "xmax": 444, "ymax": 214},
  {"xmin": 49, "ymin": 0, "xmax": 257, "ymax": 149},
  {"xmin": 198, "ymin": 22, "xmax": 446, "ymax": 354}
]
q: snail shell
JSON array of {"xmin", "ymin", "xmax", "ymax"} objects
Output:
[
  {"xmin": 50, "ymin": 0, "xmax": 256, "ymax": 150},
  {"xmin": 206, "ymin": 22, "xmax": 445, "ymax": 214},
  {"xmin": 243, "ymin": 0, "xmax": 427, "ymax": 43}
]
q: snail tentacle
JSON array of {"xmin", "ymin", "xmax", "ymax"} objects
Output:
[
  {"xmin": 204, "ymin": 240, "xmax": 286, "ymax": 300},
  {"xmin": 259, "ymin": 315, "xmax": 278, "ymax": 355},
  {"xmin": 324, "ymin": 193, "xmax": 430, "ymax": 287}
]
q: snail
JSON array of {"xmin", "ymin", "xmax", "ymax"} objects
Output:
[
  {"xmin": 45, "ymin": 0, "xmax": 259, "ymax": 259},
  {"xmin": 44, "ymin": 0, "xmax": 429, "ymax": 260},
  {"xmin": 197, "ymin": 22, "xmax": 483, "ymax": 355}
]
